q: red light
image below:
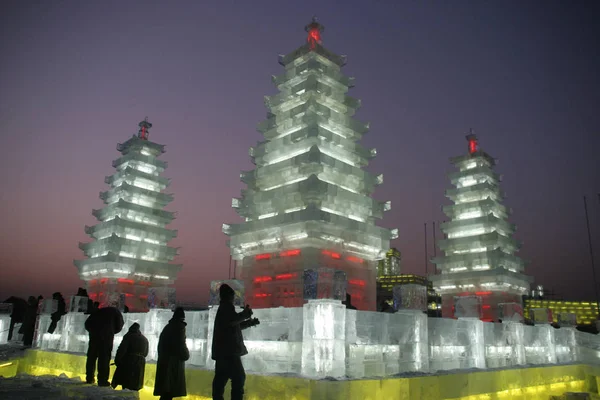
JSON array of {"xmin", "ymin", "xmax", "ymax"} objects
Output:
[
  {"xmin": 276, "ymin": 273, "xmax": 296, "ymax": 280},
  {"xmin": 139, "ymin": 281, "xmax": 152, "ymax": 286},
  {"xmin": 89, "ymin": 279, "xmax": 97, "ymax": 285},
  {"xmin": 100, "ymin": 278, "xmax": 108, "ymax": 284},
  {"xmin": 280, "ymin": 249, "xmax": 301, "ymax": 257},
  {"xmin": 139, "ymin": 295, "xmax": 148, "ymax": 299},
  {"xmin": 255, "ymin": 253, "xmax": 271, "ymax": 260},
  {"xmin": 482, "ymin": 305, "xmax": 491, "ymax": 309},
  {"xmin": 468, "ymin": 140, "xmax": 477, "ymax": 154},
  {"xmin": 124, "ymin": 293, "xmax": 134, "ymax": 297},
  {"xmin": 118, "ymin": 278, "xmax": 134, "ymax": 285},
  {"xmin": 347, "ymin": 256, "xmax": 364, "ymax": 263},
  {"xmin": 322, "ymin": 250, "xmax": 341, "ymax": 259},
  {"xmin": 253, "ymin": 276, "xmax": 272, "ymax": 283},
  {"xmin": 475, "ymin": 291, "xmax": 492, "ymax": 296},
  {"xmin": 349, "ymin": 279, "xmax": 365, "ymax": 287},
  {"xmin": 255, "ymin": 293, "xmax": 271, "ymax": 298}
]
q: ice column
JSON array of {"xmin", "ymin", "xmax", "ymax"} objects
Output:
[{"xmin": 301, "ymin": 299, "xmax": 346, "ymax": 378}]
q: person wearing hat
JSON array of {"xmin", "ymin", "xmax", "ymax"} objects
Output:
[
  {"xmin": 84, "ymin": 305, "xmax": 124, "ymax": 386},
  {"xmin": 111, "ymin": 322, "xmax": 149, "ymax": 391},
  {"xmin": 154, "ymin": 307, "xmax": 190, "ymax": 400},
  {"xmin": 211, "ymin": 284, "xmax": 260, "ymax": 400}
]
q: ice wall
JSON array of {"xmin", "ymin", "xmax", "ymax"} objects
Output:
[{"xmin": 28, "ymin": 300, "xmax": 600, "ymax": 379}]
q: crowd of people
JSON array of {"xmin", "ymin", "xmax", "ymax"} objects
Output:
[
  {"xmin": 80, "ymin": 283, "xmax": 259, "ymax": 400},
  {"xmin": 4, "ymin": 286, "xmax": 374, "ymax": 398}
]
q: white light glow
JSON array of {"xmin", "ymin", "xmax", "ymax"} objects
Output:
[
  {"xmin": 144, "ymin": 238, "xmax": 160, "ymax": 245},
  {"xmin": 154, "ymin": 275, "xmax": 169, "ymax": 280},
  {"xmin": 258, "ymin": 212, "xmax": 278, "ymax": 220},
  {"xmin": 439, "ymin": 285, "xmax": 457, "ymax": 290},
  {"xmin": 450, "ymin": 267, "xmax": 467, "ymax": 272},
  {"xmin": 457, "ymin": 211, "xmax": 483, "ymax": 220},
  {"xmin": 263, "ymin": 176, "xmax": 308, "ymax": 191},
  {"xmin": 448, "ymin": 227, "xmax": 486, "ymax": 239},
  {"xmin": 284, "ymin": 206, "xmax": 306, "ymax": 213},
  {"xmin": 126, "ymin": 234, "xmax": 141, "ymax": 241},
  {"xmin": 265, "ymin": 148, "xmax": 310, "ymax": 165},
  {"xmin": 287, "ymin": 232, "xmax": 308, "ymax": 241},
  {"xmin": 472, "ymin": 265, "xmax": 490, "ymax": 271}
]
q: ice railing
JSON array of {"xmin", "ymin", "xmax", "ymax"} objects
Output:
[{"xmin": 28, "ymin": 299, "xmax": 600, "ymax": 379}]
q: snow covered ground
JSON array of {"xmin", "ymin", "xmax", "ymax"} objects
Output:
[
  {"xmin": 0, "ymin": 345, "xmax": 140, "ymax": 399},
  {"xmin": 0, "ymin": 374, "xmax": 139, "ymax": 400},
  {"xmin": 0, "ymin": 343, "xmax": 26, "ymax": 362}
]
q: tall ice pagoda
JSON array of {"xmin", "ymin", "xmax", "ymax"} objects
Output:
[
  {"xmin": 75, "ymin": 119, "xmax": 181, "ymax": 311},
  {"xmin": 430, "ymin": 133, "xmax": 532, "ymax": 321},
  {"xmin": 223, "ymin": 18, "xmax": 397, "ymax": 311}
]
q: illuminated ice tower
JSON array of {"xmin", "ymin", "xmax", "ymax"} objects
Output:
[
  {"xmin": 223, "ymin": 18, "xmax": 397, "ymax": 311},
  {"xmin": 431, "ymin": 133, "xmax": 532, "ymax": 321},
  {"xmin": 75, "ymin": 119, "xmax": 181, "ymax": 311}
]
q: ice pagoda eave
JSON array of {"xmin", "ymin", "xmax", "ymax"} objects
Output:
[
  {"xmin": 251, "ymin": 126, "xmax": 375, "ymax": 164},
  {"xmin": 223, "ymin": 206, "xmax": 396, "ymax": 240},
  {"xmin": 432, "ymin": 248, "xmax": 526, "ymax": 272},
  {"xmin": 265, "ymin": 85, "xmax": 361, "ymax": 113},
  {"xmin": 84, "ymin": 216, "xmax": 178, "ymax": 240},
  {"xmin": 117, "ymin": 136, "xmax": 166, "ymax": 155},
  {"xmin": 272, "ymin": 67, "xmax": 355, "ymax": 92},
  {"xmin": 92, "ymin": 199, "xmax": 175, "ymax": 223},
  {"xmin": 74, "ymin": 252, "xmax": 182, "ymax": 272},
  {"xmin": 445, "ymin": 182, "xmax": 504, "ymax": 202},
  {"xmin": 100, "ymin": 182, "xmax": 174, "ymax": 207},
  {"xmin": 450, "ymin": 151, "xmax": 496, "ymax": 167},
  {"xmin": 113, "ymin": 152, "xmax": 167, "ymax": 170},
  {"xmin": 257, "ymin": 111, "xmax": 369, "ymax": 140},
  {"xmin": 437, "ymin": 231, "xmax": 521, "ymax": 253},
  {"xmin": 105, "ymin": 167, "xmax": 170, "ymax": 188},
  {"xmin": 279, "ymin": 43, "xmax": 347, "ymax": 68}
]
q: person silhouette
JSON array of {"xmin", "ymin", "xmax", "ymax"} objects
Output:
[
  {"xmin": 211, "ymin": 284, "xmax": 260, "ymax": 400},
  {"xmin": 84, "ymin": 306, "xmax": 124, "ymax": 386},
  {"xmin": 111, "ymin": 322, "xmax": 149, "ymax": 391},
  {"xmin": 154, "ymin": 307, "xmax": 189, "ymax": 400}
]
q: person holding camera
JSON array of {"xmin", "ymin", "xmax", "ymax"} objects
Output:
[{"xmin": 211, "ymin": 284, "xmax": 260, "ymax": 400}]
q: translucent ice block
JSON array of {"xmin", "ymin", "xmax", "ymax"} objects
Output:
[
  {"xmin": 428, "ymin": 317, "xmax": 485, "ymax": 372},
  {"xmin": 522, "ymin": 324, "xmax": 557, "ymax": 364},
  {"xmin": 393, "ymin": 284, "xmax": 427, "ymax": 311},
  {"xmin": 483, "ymin": 321, "xmax": 526, "ymax": 368},
  {"xmin": 453, "ymin": 296, "xmax": 482, "ymax": 319},
  {"xmin": 301, "ymin": 299, "xmax": 346, "ymax": 378},
  {"xmin": 530, "ymin": 308, "xmax": 553, "ymax": 324},
  {"xmin": 558, "ymin": 313, "xmax": 577, "ymax": 327},
  {"xmin": 497, "ymin": 302, "xmax": 524, "ymax": 323},
  {"xmin": 68, "ymin": 296, "xmax": 89, "ymax": 313}
]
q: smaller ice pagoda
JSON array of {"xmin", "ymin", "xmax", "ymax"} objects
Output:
[
  {"xmin": 431, "ymin": 132, "xmax": 532, "ymax": 321},
  {"xmin": 74, "ymin": 119, "xmax": 181, "ymax": 311}
]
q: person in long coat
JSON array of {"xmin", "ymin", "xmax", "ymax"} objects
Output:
[
  {"xmin": 153, "ymin": 307, "xmax": 190, "ymax": 400},
  {"xmin": 19, "ymin": 296, "xmax": 39, "ymax": 347},
  {"xmin": 211, "ymin": 284, "xmax": 260, "ymax": 400},
  {"xmin": 111, "ymin": 322, "xmax": 149, "ymax": 391},
  {"xmin": 85, "ymin": 306, "xmax": 124, "ymax": 386}
]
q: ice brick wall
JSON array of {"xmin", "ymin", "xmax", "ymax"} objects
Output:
[
  {"xmin": 428, "ymin": 318, "xmax": 486, "ymax": 372},
  {"xmin": 345, "ymin": 309, "xmax": 428, "ymax": 378},
  {"xmin": 483, "ymin": 321, "xmax": 526, "ymax": 368},
  {"xmin": 0, "ymin": 314, "xmax": 10, "ymax": 344},
  {"xmin": 26, "ymin": 300, "xmax": 600, "ymax": 379}
]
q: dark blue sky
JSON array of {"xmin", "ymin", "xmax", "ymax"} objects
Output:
[{"xmin": 1, "ymin": 0, "xmax": 598, "ymax": 303}]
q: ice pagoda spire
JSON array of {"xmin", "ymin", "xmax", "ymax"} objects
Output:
[
  {"xmin": 430, "ymin": 133, "xmax": 532, "ymax": 321},
  {"xmin": 305, "ymin": 16, "xmax": 324, "ymax": 49},
  {"xmin": 223, "ymin": 18, "xmax": 397, "ymax": 311},
  {"xmin": 74, "ymin": 119, "xmax": 181, "ymax": 312}
]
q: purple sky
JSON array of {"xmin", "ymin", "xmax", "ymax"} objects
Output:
[{"xmin": 1, "ymin": 1, "xmax": 599, "ymax": 304}]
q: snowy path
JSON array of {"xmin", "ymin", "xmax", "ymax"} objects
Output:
[{"xmin": 0, "ymin": 374, "xmax": 139, "ymax": 400}]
